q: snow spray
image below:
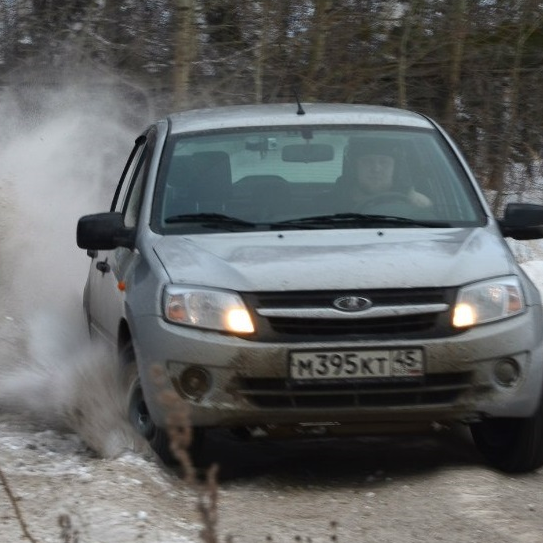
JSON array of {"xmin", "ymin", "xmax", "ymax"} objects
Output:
[{"xmin": 0, "ymin": 83, "xmax": 150, "ymax": 458}]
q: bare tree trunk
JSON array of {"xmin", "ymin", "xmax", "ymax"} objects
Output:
[
  {"xmin": 303, "ymin": 0, "xmax": 334, "ymax": 100},
  {"xmin": 397, "ymin": 1, "xmax": 421, "ymax": 109},
  {"xmin": 254, "ymin": 0, "xmax": 272, "ymax": 104},
  {"xmin": 172, "ymin": 0, "xmax": 196, "ymax": 111},
  {"xmin": 443, "ymin": 0, "xmax": 467, "ymax": 131}
]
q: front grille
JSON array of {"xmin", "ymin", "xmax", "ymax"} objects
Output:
[
  {"xmin": 267, "ymin": 313, "xmax": 436, "ymax": 335},
  {"xmin": 237, "ymin": 373, "xmax": 472, "ymax": 409},
  {"xmin": 256, "ymin": 289, "xmax": 446, "ymax": 308},
  {"xmin": 241, "ymin": 288, "xmax": 458, "ymax": 342}
]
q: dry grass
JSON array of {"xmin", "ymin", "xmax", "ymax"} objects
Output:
[
  {"xmin": 154, "ymin": 364, "xmax": 220, "ymax": 543},
  {"xmin": 58, "ymin": 514, "xmax": 79, "ymax": 543}
]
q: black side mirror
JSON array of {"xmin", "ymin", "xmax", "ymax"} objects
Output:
[
  {"xmin": 499, "ymin": 203, "xmax": 543, "ymax": 240},
  {"xmin": 76, "ymin": 212, "xmax": 136, "ymax": 251}
]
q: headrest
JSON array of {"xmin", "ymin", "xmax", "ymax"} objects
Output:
[{"xmin": 234, "ymin": 175, "xmax": 290, "ymax": 197}]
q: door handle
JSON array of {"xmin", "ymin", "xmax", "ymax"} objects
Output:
[{"xmin": 96, "ymin": 260, "xmax": 111, "ymax": 274}]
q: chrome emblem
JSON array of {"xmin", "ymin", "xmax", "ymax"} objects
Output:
[{"xmin": 333, "ymin": 296, "xmax": 372, "ymax": 312}]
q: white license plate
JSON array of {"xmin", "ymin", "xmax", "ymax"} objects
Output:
[{"xmin": 289, "ymin": 349, "xmax": 424, "ymax": 380}]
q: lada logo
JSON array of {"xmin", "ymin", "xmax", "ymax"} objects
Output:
[{"xmin": 333, "ymin": 296, "xmax": 373, "ymax": 312}]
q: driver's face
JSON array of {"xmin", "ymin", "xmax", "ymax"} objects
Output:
[{"xmin": 355, "ymin": 154, "xmax": 395, "ymax": 194}]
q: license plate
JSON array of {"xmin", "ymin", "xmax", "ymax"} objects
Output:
[{"xmin": 289, "ymin": 348, "xmax": 424, "ymax": 380}]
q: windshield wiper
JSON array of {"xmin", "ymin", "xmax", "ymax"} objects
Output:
[
  {"xmin": 273, "ymin": 213, "xmax": 448, "ymax": 229},
  {"xmin": 165, "ymin": 213, "xmax": 257, "ymax": 230}
]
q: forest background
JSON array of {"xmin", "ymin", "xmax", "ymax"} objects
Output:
[{"xmin": 2, "ymin": 0, "xmax": 543, "ymax": 213}]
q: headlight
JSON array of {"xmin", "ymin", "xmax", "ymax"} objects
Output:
[
  {"xmin": 163, "ymin": 286, "xmax": 254, "ymax": 334},
  {"xmin": 452, "ymin": 276, "xmax": 525, "ymax": 328}
]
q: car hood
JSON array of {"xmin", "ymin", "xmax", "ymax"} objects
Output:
[{"xmin": 153, "ymin": 227, "xmax": 516, "ymax": 291}]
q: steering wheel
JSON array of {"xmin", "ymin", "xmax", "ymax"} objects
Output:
[{"xmin": 356, "ymin": 191, "xmax": 413, "ymax": 213}]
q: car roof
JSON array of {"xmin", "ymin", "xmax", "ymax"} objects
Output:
[{"xmin": 165, "ymin": 103, "xmax": 434, "ymax": 135}]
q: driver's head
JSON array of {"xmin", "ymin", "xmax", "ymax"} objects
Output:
[{"xmin": 355, "ymin": 153, "xmax": 395, "ymax": 194}]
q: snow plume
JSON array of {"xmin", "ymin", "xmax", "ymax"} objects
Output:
[{"xmin": 0, "ymin": 82, "xmax": 150, "ymax": 458}]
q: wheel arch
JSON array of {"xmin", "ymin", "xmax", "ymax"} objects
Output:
[{"xmin": 117, "ymin": 319, "xmax": 133, "ymax": 365}]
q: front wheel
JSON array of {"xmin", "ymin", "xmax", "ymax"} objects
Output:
[
  {"xmin": 470, "ymin": 393, "xmax": 543, "ymax": 473},
  {"xmin": 124, "ymin": 358, "xmax": 178, "ymax": 465},
  {"xmin": 121, "ymin": 342, "xmax": 205, "ymax": 467}
]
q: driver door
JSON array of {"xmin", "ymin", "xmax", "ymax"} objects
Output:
[{"xmin": 86, "ymin": 131, "xmax": 153, "ymax": 344}]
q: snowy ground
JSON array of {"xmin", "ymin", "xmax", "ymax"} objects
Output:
[
  {"xmin": 3, "ymin": 88, "xmax": 543, "ymax": 543},
  {"xmin": 3, "ymin": 405, "xmax": 543, "ymax": 543}
]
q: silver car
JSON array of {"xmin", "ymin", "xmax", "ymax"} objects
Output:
[{"xmin": 77, "ymin": 103, "xmax": 543, "ymax": 472}]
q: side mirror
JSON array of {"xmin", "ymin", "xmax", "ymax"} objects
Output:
[
  {"xmin": 499, "ymin": 203, "xmax": 543, "ymax": 240},
  {"xmin": 76, "ymin": 212, "xmax": 136, "ymax": 251}
]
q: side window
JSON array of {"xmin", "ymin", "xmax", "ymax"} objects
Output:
[
  {"xmin": 124, "ymin": 156, "xmax": 147, "ymax": 228},
  {"xmin": 111, "ymin": 130, "xmax": 156, "ymax": 228},
  {"xmin": 112, "ymin": 137, "xmax": 146, "ymax": 213}
]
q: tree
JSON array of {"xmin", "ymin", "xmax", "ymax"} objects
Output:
[{"xmin": 172, "ymin": 0, "xmax": 196, "ymax": 109}]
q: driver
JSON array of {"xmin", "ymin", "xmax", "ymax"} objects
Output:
[
  {"xmin": 330, "ymin": 139, "xmax": 433, "ymax": 212},
  {"xmin": 353, "ymin": 152, "xmax": 431, "ymax": 208}
]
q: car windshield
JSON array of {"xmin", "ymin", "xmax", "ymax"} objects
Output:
[{"xmin": 152, "ymin": 126, "xmax": 485, "ymax": 234}]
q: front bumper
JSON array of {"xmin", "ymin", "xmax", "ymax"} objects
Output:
[{"xmin": 131, "ymin": 306, "xmax": 543, "ymax": 430}]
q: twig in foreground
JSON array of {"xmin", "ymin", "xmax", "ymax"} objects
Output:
[{"xmin": 0, "ymin": 466, "xmax": 40, "ymax": 543}]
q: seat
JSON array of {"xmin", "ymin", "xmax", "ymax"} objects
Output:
[
  {"xmin": 166, "ymin": 155, "xmax": 194, "ymax": 186},
  {"xmin": 163, "ymin": 155, "xmax": 195, "ymax": 219},
  {"xmin": 234, "ymin": 175, "xmax": 291, "ymax": 220},
  {"xmin": 162, "ymin": 151, "xmax": 233, "ymax": 218},
  {"xmin": 186, "ymin": 151, "xmax": 232, "ymax": 213}
]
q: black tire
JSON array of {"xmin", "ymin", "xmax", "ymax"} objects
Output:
[
  {"xmin": 124, "ymin": 356, "xmax": 178, "ymax": 465},
  {"xmin": 121, "ymin": 341, "xmax": 206, "ymax": 468},
  {"xmin": 470, "ymin": 393, "xmax": 543, "ymax": 473}
]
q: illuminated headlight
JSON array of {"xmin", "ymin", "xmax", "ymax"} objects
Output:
[
  {"xmin": 452, "ymin": 276, "xmax": 525, "ymax": 328},
  {"xmin": 163, "ymin": 286, "xmax": 254, "ymax": 334}
]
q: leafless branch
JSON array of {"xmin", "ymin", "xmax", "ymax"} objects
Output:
[{"xmin": 0, "ymin": 466, "xmax": 40, "ymax": 543}]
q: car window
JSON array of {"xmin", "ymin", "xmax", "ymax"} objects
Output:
[
  {"xmin": 112, "ymin": 130, "xmax": 156, "ymax": 229},
  {"xmin": 112, "ymin": 137, "xmax": 147, "ymax": 213},
  {"xmin": 123, "ymin": 156, "xmax": 147, "ymax": 228},
  {"xmin": 152, "ymin": 126, "xmax": 486, "ymax": 233}
]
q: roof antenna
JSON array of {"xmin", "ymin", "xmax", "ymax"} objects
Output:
[{"xmin": 293, "ymin": 89, "xmax": 305, "ymax": 115}]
